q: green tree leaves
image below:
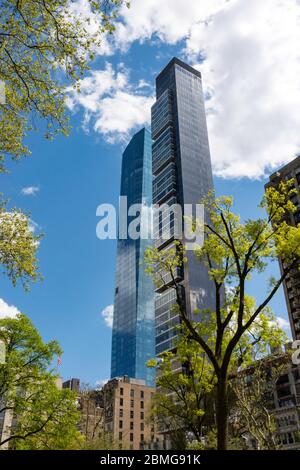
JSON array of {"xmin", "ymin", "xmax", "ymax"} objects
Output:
[
  {"xmin": 0, "ymin": 314, "xmax": 81, "ymax": 449},
  {"xmin": 0, "ymin": 0, "xmax": 124, "ymax": 171},
  {"xmin": 145, "ymin": 181, "xmax": 300, "ymax": 449},
  {"xmin": 0, "ymin": 198, "xmax": 41, "ymax": 289}
]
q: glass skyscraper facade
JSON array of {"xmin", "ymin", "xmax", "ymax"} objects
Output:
[
  {"xmin": 152, "ymin": 58, "xmax": 215, "ymax": 356},
  {"xmin": 111, "ymin": 128, "xmax": 155, "ymax": 386}
]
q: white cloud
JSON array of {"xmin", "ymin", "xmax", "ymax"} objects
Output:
[
  {"xmin": 276, "ymin": 316, "xmax": 291, "ymax": 332},
  {"xmin": 28, "ymin": 219, "xmax": 40, "ymax": 235},
  {"xmin": 67, "ymin": 63, "xmax": 154, "ymax": 142},
  {"xmin": 187, "ymin": 0, "xmax": 300, "ymax": 178},
  {"xmin": 21, "ymin": 186, "xmax": 40, "ymax": 196},
  {"xmin": 69, "ymin": 1, "xmax": 300, "ymax": 178},
  {"xmin": 113, "ymin": 0, "xmax": 300, "ymax": 178},
  {"xmin": 93, "ymin": 91, "xmax": 153, "ymax": 141},
  {"xmin": 95, "ymin": 378, "xmax": 109, "ymax": 389},
  {"xmin": 101, "ymin": 304, "xmax": 114, "ymax": 328},
  {"xmin": 137, "ymin": 79, "xmax": 152, "ymax": 90},
  {"xmin": 68, "ymin": 0, "xmax": 113, "ymax": 55},
  {"xmin": 0, "ymin": 298, "xmax": 20, "ymax": 319},
  {"xmin": 114, "ymin": 0, "xmax": 228, "ymax": 48}
]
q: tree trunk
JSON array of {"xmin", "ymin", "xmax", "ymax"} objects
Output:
[{"xmin": 216, "ymin": 375, "xmax": 229, "ymax": 450}]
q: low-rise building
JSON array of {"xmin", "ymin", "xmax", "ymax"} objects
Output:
[
  {"xmin": 63, "ymin": 378, "xmax": 80, "ymax": 393},
  {"xmin": 231, "ymin": 353, "xmax": 300, "ymax": 450},
  {"xmin": 0, "ymin": 407, "xmax": 13, "ymax": 449},
  {"xmin": 274, "ymin": 363, "xmax": 300, "ymax": 449},
  {"xmin": 101, "ymin": 376, "xmax": 156, "ymax": 450},
  {"xmin": 78, "ymin": 389, "xmax": 104, "ymax": 442}
]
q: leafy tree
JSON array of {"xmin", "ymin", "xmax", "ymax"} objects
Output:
[
  {"xmin": 14, "ymin": 383, "xmax": 83, "ymax": 450},
  {"xmin": 0, "ymin": 3, "xmax": 128, "ymax": 450},
  {"xmin": 77, "ymin": 385, "xmax": 106, "ymax": 446},
  {"xmin": 0, "ymin": 2, "xmax": 127, "ymax": 288},
  {"xmin": 148, "ymin": 307, "xmax": 287, "ymax": 450},
  {"xmin": 0, "ymin": 197, "xmax": 41, "ymax": 289},
  {"xmin": 0, "ymin": 0, "xmax": 126, "ymax": 172},
  {"xmin": 230, "ymin": 352, "xmax": 291, "ymax": 450},
  {"xmin": 0, "ymin": 314, "xmax": 81, "ymax": 449},
  {"xmin": 145, "ymin": 180, "xmax": 299, "ymax": 450},
  {"xmin": 78, "ymin": 435, "xmax": 118, "ymax": 450},
  {"xmin": 148, "ymin": 327, "xmax": 216, "ymax": 448}
]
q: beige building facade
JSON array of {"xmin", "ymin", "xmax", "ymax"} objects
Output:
[{"xmin": 102, "ymin": 376, "xmax": 156, "ymax": 450}]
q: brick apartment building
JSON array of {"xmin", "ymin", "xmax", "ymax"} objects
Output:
[
  {"xmin": 77, "ymin": 389, "xmax": 104, "ymax": 442},
  {"xmin": 273, "ymin": 362, "xmax": 300, "ymax": 449},
  {"xmin": 101, "ymin": 376, "xmax": 156, "ymax": 450}
]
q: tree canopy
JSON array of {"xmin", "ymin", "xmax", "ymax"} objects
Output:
[
  {"xmin": 0, "ymin": 0, "xmax": 125, "ymax": 172},
  {"xmin": 145, "ymin": 179, "xmax": 300, "ymax": 449},
  {"xmin": 0, "ymin": 313, "xmax": 81, "ymax": 449},
  {"xmin": 0, "ymin": 197, "xmax": 41, "ymax": 289}
]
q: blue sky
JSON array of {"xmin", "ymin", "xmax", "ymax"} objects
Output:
[{"xmin": 1, "ymin": 0, "xmax": 299, "ymax": 386}]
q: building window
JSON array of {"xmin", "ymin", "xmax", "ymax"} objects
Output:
[
  {"xmin": 140, "ymin": 412, "xmax": 144, "ymax": 420},
  {"xmin": 141, "ymin": 434, "xmax": 144, "ymax": 442},
  {"xmin": 141, "ymin": 401, "xmax": 144, "ymax": 409},
  {"xmin": 119, "ymin": 432, "xmax": 122, "ymax": 440},
  {"xmin": 130, "ymin": 422, "xmax": 134, "ymax": 430},
  {"xmin": 119, "ymin": 409, "xmax": 123, "ymax": 418},
  {"xmin": 130, "ymin": 410, "xmax": 134, "ymax": 419},
  {"xmin": 130, "ymin": 433, "xmax": 134, "ymax": 442},
  {"xmin": 141, "ymin": 423, "xmax": 144, "ymax": 431},
  {"xmin": 131, "ymin": 399, "xmax": 134, "ymax": 408},
  {"xmin": 120, "ymin": 387, "xmax": 123, "ymax": 395},
  {"xmin": 130, "ymin": 389, "xmax": 134, "ymax": 397},
  {"xmin": 120, "ymin": 398, "xmax": 123, "ymax": 406},
  {"xmin": 119, "ymin": 420, "xmax": 123, "ymax": 429},
  {"xmin": 140, "ymin": 390, "xmax": 144, "ymax": 398}
]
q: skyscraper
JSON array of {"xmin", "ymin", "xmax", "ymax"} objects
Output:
[
  {"xmin": 266, "ymin": 155, "xmax": 300, "ymax": 340},
  {"xmin": 152, "ymin": 57, "xmax": 215, "ymax": 356},
  {"xmin": 111, "ymin": 128, "xmax": 155, "ymax": 386}
]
